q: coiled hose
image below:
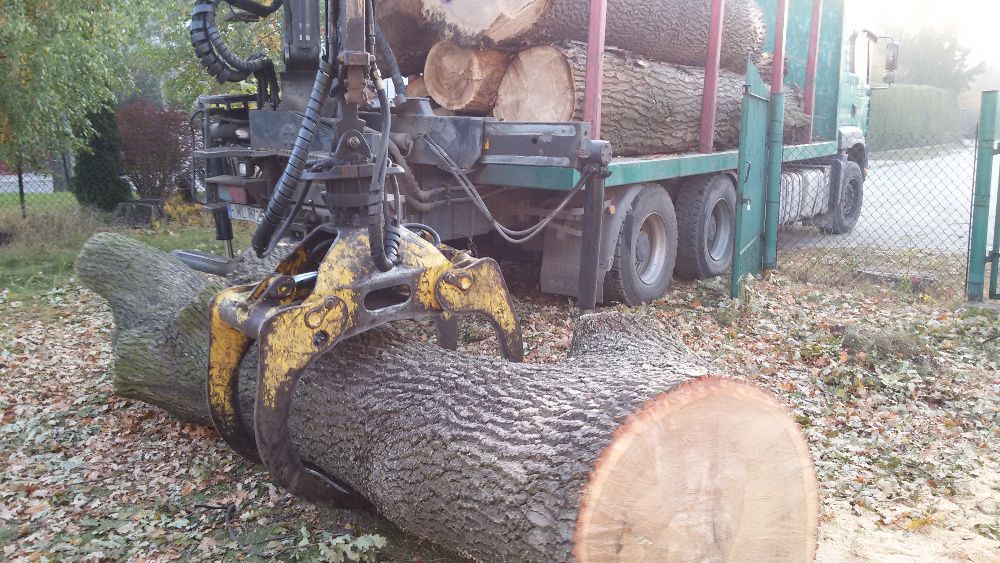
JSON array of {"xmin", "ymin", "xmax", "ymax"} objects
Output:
[{"xmin": 189, "ymin": 0, "xmax": 280, "ymax": 106}]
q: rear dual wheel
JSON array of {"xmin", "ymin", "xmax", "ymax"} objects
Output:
[
  {"xmin": 605, "ymin": 185, "xmax": 679, "ymax": 305},
  {"xmin": 674, "ymin": 174, "xmax": 737, "ymax": 280}
]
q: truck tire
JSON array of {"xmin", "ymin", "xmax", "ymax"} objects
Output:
[
  {"xmin": 605, "ymin": 185, "xmax": 678, "ymax": 305},
  {"xmin": 674, "ymin": 174, "xmax": 737, "ymax": 280},
  {"xmin": 824, "ymin": 161, "xmax": 864, "ymax": 235}
]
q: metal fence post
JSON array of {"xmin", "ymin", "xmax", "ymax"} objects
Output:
[
  {"xmin": 967, "ymin": 90, "xmax": 998, "ymax": 302},
  {"xmin": 16, "ymin": 158, "xmax": 27, "ymax": 219}
]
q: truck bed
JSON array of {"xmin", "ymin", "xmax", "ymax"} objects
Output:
[{"xmin": 473, "ymin": 141, "xmax": 838, "ymax": 190}]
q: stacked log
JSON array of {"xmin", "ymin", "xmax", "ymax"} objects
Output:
[
  {"xmin": 428, "ymin": 0, "xmax": 766, "ymax": 71},
  {"xmin": 423, "ymin": 42, "xmax": 511, "ymax": 112},
  {"xmin": 494, "ymin": 43, "xmax": 810, "ymax": 155},
  {"xmin": 77, "ymin": 233, "xmax": 820, "ymax": 562},
  {"xmin": 388, "ymin": 0, "xmax": 767, "ymax": 73},
  {"xmin": 381, "ymin": 1, "xmax": 811, "ymax": 155}
]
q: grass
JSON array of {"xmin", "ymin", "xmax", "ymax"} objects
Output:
[
  {"xmin": 0, "ymin": 204, "xmax": 254, "ymax": 304},
  {"xmin": 0, "ymin": 191, "xmax": 79, "ymax": 212}
]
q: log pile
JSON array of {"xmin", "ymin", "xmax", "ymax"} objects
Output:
[
  {"xmin": 77, "ymin": 233, "xmax": 819, "ymax": 562},
  {"xmin": 379, "ymin": 0, "xmax": 810, "ymax": 155}
]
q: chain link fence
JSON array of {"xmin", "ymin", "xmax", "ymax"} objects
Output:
[
  {"xmin": 0, "ymin": 157, "xmax": 80, "ymax": 222},
  {"xmin": 777, "ymin": 132, "xmax": 979, "ymax": 299}
]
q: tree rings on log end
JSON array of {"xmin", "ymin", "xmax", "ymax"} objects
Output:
[
  {"xmin": 494, "ymin": 46, "xmax": 576, "ymax": 122},
  {"xmin": 424, "ymin": 42, "xmax": 510, "ymax": 112},
  {"xmin": 574, "ymin": 376, "xmax": 819, "ymax": 562}
]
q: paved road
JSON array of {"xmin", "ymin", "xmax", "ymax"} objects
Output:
[
  {"xmin": 0, "ymin": 173, "xmax": 55, "ymax": 194},
  {"xmin": 780, "ymin": 144, "xmax": 995, "ymax": 255}
]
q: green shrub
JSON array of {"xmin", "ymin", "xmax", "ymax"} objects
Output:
[
  {"xmin": 868, "ymin": 85, "xmax": 960, "ymax": 151},
  {"xmin": 73, "ymin": 106, "xmax": 132, "ymax": 211}
]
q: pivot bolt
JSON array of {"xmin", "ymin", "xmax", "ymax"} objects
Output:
[
  {"xmin": 445, "ymin": 272, "xmax": 473, "ymax": 291},
  {"xmin": 313, "ymin": 331, "xmax": 330, "ymax": 346},
  {"xmin": 348, "ymin": 136, "xmax": 361, "ymax": 149}
]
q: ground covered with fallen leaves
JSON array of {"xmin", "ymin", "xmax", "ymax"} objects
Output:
[{"xmin": 1, "ymin": 265, "xmax": 998, "ymax": 561}]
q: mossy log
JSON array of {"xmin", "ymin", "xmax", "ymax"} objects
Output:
[{"xmin": 76, "ymin": 232, "xmax": 819, "ymax": 562}]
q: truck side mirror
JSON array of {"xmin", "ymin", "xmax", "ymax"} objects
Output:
[{"xmin": 885, "ymin": 42, "xmax": 900, "ymax": 72}]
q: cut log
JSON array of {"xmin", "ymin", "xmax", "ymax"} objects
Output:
[
  {"xmin": 377, "ymin": 0, "xmax": 439, "ymax": 76},
  {"xmin": 76, "ymin": 232, "xmax": 819, "ymax": 562},
  {"xmin": 423, "ymin": 41, "xmax": 510, "ymax": 112},
  {"xmin": 494, "ymin": 43, "xmax": 809, "ymax": 156},
  {"xmin": 405, "ymin": 74, "xmax": 429, "ymax": 98},
  {"xmin": 421, "ymin": 0, "xmax": 766, "ymax": 72}
]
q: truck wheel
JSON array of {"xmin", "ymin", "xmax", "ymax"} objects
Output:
[
  {"xmin": 674, "ymin": 174, "xmax": 737, "ymax": 280},
  {"xmin": 824, "ymin": 161, "xmax": 864, "ymax": 235},
  {"xmin": 605, "ymin": 185, "xmax": 678, "ymax": 305}
]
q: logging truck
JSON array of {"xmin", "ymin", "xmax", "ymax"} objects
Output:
[
  {"xmin": 183, "ymin": 0, "xmax": 898, "ymax": 310},
  {"xmin": 146, "ymin": 0, "xmax": 887, "ymax": 558}
]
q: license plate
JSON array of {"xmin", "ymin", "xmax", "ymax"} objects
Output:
[{"xmin": 228, "ymin": 203, "xmax": 265, "ymax": 224}]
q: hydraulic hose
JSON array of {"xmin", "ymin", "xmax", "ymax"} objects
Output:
[
  {"xmin": 374, "ymin": 24, "xmax": 406, "ymax": 100},
  {"xmin": 367, "ymin": 81, "xmax": 397, "ymax": 271},
  {"xmin": 190, "ymin": 0, "xmax": 280, "ymax": 107},
  {"xmin": 251, "ymin": 59, "xmax": 336, "ymax": 257}
]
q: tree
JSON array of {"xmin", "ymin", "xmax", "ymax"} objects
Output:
[
  {"xmin": 117, "ymin": 100, "xmax": 191, "ymax": 198},
  {"xmin": 893, "ymin": 27, "xmax": 985, "ymax": 92},
  {"xmin": 73, "ymin": 107, "xmax": 132, "ymax": 211},
  {"xmin": 0, "ymin": 0, "xmax": 140, "ymax": 166}
]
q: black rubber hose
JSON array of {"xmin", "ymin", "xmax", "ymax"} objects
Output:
[
  {"xmin": 189, "ymin": 0, "xmax": 277, "ymax": 84},
  {"xmin": 251, "ymin": 59, "xmax": 336, "ymax": 257},
  {"xmin": 367, "ymin": 84, "xmax": 396, "ymax": 271},
  {"xmin": 374, "ymin": 24, "xmax": 406, "ymax": 99},
  {"xmin": 387, "ymin": 142, "xmax": 446, "ymax": 212}
]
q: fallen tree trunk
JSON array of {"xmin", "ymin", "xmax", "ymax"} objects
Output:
[
  {"xmin": 495, "ymin": 43, "xmax": 809, "ymax": 156},
  {"xmin": 77, "ymin": 232, "xmax": 819, "ymax": 562},
  {"xmin": 421, "ymin": 0, "xmax": 766, "ymax": 72},
  {"xmin": 424, "ymin": 41, "xmax": 510, "ymax": 112}
]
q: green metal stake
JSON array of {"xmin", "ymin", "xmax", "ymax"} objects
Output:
[
  {"xmin": 991, "ymin": 165, "xmax": 1000, "ymax": 300},
  {"xmin": 763, "ymin": 91, "xmax": 785, "ymax": 270},
  {"xmin": 967, "ymin": 90, "xmax": 998, "ymax": 302}
]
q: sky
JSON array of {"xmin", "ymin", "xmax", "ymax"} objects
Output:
[{"xmin": 850, "ymin": 0, "xmax": 1000, "ymax": 67}]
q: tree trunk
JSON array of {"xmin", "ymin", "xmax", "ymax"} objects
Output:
[
  {"xmin": 423, "ymin": 41, "xmax": 510, "ymax": 112},
  {"xmin": 377, "ymin": 0, "xmax": 440, "ymax": 76},
  {"xmin": 421, "ymin": 0, "xmax": 766, "ymax": 72},
  {"xmin": 494, "ymin": 43, "xmax": 809, "ymax": 156},
  {"xmin": 76, "ymin": 232, "xmax": 819, "ymax": 562}
]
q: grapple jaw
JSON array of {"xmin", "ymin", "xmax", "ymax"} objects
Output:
[{"xmin": 206, "ymin": 225, "xmax": 523, "ymax": 506}]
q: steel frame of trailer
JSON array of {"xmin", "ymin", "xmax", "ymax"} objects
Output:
[{"xmin": 497, "ymin": 0, "xmax": 834, "ymax": 307}]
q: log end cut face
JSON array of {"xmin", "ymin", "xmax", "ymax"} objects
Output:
[
  {"xmin": 424, "ymin": 42, "xmax": 510, "ymax": 111},
  {"xmin": 421, "ymin": 0, "xmax": 548, "ymax": 43},
  {"xmin": 494, "ymin": 45, "xmax": 576, "ymax": 122},
  {"xmin": 574, "ymin": 376, "xmax": 819, "ymax": 563}
]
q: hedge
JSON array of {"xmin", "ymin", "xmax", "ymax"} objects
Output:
[{"xmin": 867, "ymin": 85, "xmax": 960, "ymax": 151}]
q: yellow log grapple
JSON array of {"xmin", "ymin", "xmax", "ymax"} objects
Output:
[{"xmin": 189, "ymin": 0, "xmax": 525, "ymax": 506}]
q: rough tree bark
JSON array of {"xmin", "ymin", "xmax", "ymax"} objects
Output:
[
  {"xmin": 420, "ymin": 0, "xmax": 766, "ymax": 72},
  {"xmin": 423, "ymin": 41, "xmax": 511, "ymax": 112},
  {"xmin": 377, "ymin": 0, "xmax": 440, "ymax": 76},
  {"xmin": 494, "ymin": 44, "xmax": 809, "ymax": 156},
  {"xmin": 76, "ymin": 233, "xmax": 819, "ymax": 562}
]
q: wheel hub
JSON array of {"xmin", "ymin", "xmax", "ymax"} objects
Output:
[{"xmin": 635, "ymin": 212, "xmax": 668, "ymax": 285}]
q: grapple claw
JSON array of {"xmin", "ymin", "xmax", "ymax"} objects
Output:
[
  {"xmin": 207, "ymin": 284, "xmax": 259, "ymax": 462},
  {"xmin": 207, "ymin": 226, "xmax": 523, "ymax": 506},
  {"xmin": 436, "ymin": 259, "xmax": 524, "ymax": 362}
]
